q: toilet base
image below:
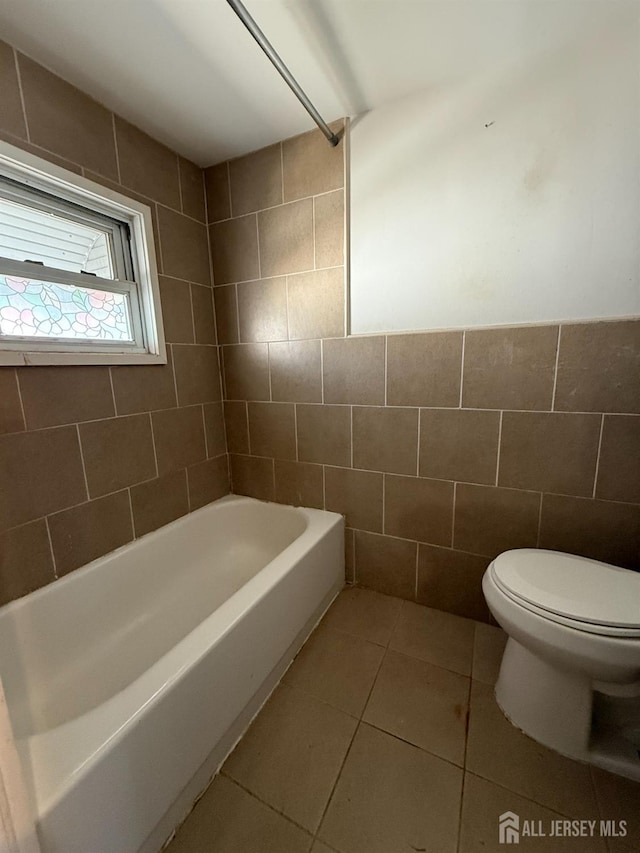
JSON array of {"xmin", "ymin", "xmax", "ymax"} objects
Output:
[{"xmin": 496, "ymin": 638, "xmax": 640, "ymax": 782}]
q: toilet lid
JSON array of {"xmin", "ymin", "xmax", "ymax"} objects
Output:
[{"xmin": 491, "ymin": 549, "xmax": 640, "ymax": 629}]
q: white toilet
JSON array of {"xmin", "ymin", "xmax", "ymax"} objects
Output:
[{"xmin": 483, "ymin": 549, "xmax": 640, "ymax": 782}]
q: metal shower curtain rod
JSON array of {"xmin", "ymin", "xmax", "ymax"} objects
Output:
[{"xmin": 225, "ymin": 0, "xmax": 341, "ymax": 147}]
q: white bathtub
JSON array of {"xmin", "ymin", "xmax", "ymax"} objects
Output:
[{"xmin": 0, "ymin": 495, "xmax": 344, "ymax": 853}]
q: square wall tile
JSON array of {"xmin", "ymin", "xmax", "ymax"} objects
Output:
[
  {"xmin": 282, "ymin": 122, "xmax": 344, "ymax": 201},
  {"xmin": 353, "ymin": 406, "xmax": 418, "ymax": 475},
  {"xmin": 454, "ymin": 483, "xmax": 540, "ymax": 558},
  {"xmin": 114, "ymin": 116, "xmax": 180, "ymax": 208},
  {"xmin": 210, "ymin": 215, "xmax": 259, "ymax": 284},
  {"xmin": 157, "ymin": 206, "xmax": 211, "ymax": 286},
  {"xmin": 0, "ymin": 42, "xmax": 26, "ymax": 139},
  {"xmin": 417, "ymin": 545, "xmax": 491, "ymax": 623},
  {"xmin": 18, "ymin": 366, "xmax": 114, "ymax": 430},
  {"xmin": 0, "ymin": 426, "xmax": 86, "ymax": 531},
  {"xmin": 555, "ymin": 320, "xmax": 640, "ymax": 413},
  {"xmin": 269, "ymin": 340, "xmax": 322, "ymax": 403},
  {"xmin": 0, "ymin": 369, "xmax": 24, "ymax": 434},
  {"xmin": 191, "ymin": 284, "xmax": 217, "ymax": 344},
  {"xmin": 80, "ymin": 414, "xmax": 156, "ymax": 497},
  {"xmin": 49, "ymin": 490, "xmax": 133, "ymax": 576},
  {"xmin": 213, "ymin": 285, "xmax": 239, "ymax": 345},
  {"xmin": 296, "ymin": 404, "xmax": 351, "ymax": 467},
  {"xmin": 187, "ymin": 455, "xmax": 229, "ymax": 510},
  {"xmin": 204, "ymin": 401, "xmax": 227, "ymax": 458},
  {"xmin": 248, "ymin": 402, "xmax": 296, "ymax": 460},
  {"xmin": 230, "ymin": 454, "xmax": 275, "ymax": 501},
  {"xmin": 596, "ymin": 415, "xmax": 640, "ymax": 503},
  {"xmin": 324, "ymin": 337, "xmax": 385, "ymax": 405},
  {"xmin": 384, "ymin": 474, "xmax": 453, "ymax": 545},
  {"xmin": 419, "ymin": 408, "xmax": 500, "ymax": 485},
  {"xmin": 387, "ymin": 332, "xmax": 463, "ymax": 408},
  {"xmin": 319, "ymin": 723, "xmax": 461, "ymax": 853},
  {"xmin": 151, "ymin": 406, "xmax": 206, "ymax": 475},
  {"xmin": 539, "ymin": 494, "xmax": 640, "ymax": 569},
  {"xmin": 223, "ymin": 401, "xmax": 249, "ymax": 454},
  {"xmin": 258, "ymin": 199, "xmax": 314, "ymax": 277},
  {"xmin": 314, "ymin": 190, "xmax": 344, "ymax": 268},
  {"xmin": 288, "ymin": 268, "xmax": 345, "ymax": 340},
  {"xmin": 223, "ymin": 344, "xmax": 270, "ymax": 401},
  {"xmin": 223, "ymin": 683, "xmax": 356, "ymax": 832},
  {"xmin": 204, "ymin": 162, "xmax": 230, "ymax": 223},
  {"xmin": 19, "ymin": 54, "xmax": 118, "ymax": 179},
  {"xmin": 173, "ymin": 345, "xmax": 221, "ymax": 405},
  {"xmin": 130, "ymin": 469, "xmax": 189, "ymax": 537},
  {"xmin": 498, "ymin": 411, "xmax": 601, "ymax": 497},
  {"xmin": 0, "ymin": 520, "xmax": 55, "ymax": 607},
  {"xmin": 324, "ymin": 466, "xmax": 383, "ymax": 532},
  {"xmin": 363, "ymin": 649, "xmax": 469, "ymax": 765},
  {"xmin": 355, "ymin": 531, "xmax": 417, "ymax": 600},
  {"xmin": 178, "ymin": 156, "xmax": 206, "ymax": 222},
  {"xmin": 229, "ymin": 143, "xmax": 283, "ymax": 215},
  {"xmin": 274, "ymin": 459, "xmax": 324, "ymax": 509},
  {"xmin": 111, "ymin": 353, "xmax": 177, "ymax": 415},
  {"xmin": 159, "ymin": 277, "xmax": 195, "ymax": 344},
  {"xmin": 462, "ymin": 325, "xmax": 558, "ymax": 410},
  {"xmin": 238, "ymin": 277, "xmax": 288, "ymax": 342}
]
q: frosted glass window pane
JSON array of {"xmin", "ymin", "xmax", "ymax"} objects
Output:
[
  {"xmin": 0, "ymin": 197, "xmax": 113, "ymax": 278},
  {"xmin": 0, "ymin": 275, "xmax": 132, "ymax": 342}
]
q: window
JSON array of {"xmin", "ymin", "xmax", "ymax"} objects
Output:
[{"xmin": 0, "ymin": 141, "xmax": 165, "ymax": 365}]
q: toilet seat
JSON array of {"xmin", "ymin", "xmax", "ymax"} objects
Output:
[{"xmin": 489, "ymin": 549, "xmax": 640, "ymax": 639}]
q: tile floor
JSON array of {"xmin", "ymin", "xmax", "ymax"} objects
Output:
[{"xmin": 166, "ymin": 587, "xmax": 640, "ymax": 853}]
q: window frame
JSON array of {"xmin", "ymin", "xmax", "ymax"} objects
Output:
[{"xmin": 0, "ymin": 140, "xmax": 166, "ymax": 366}]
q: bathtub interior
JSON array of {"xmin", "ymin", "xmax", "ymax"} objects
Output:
[{"xmin": 0, "ymin": 497, "xmax": 308, "ymax": 738}]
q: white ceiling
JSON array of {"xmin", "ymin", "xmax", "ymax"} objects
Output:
[{"xmin": 0, "ymin": 0, "xmax": 632, "ymax": 166}]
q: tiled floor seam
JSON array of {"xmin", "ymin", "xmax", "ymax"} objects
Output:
[{"xmin": 217, "ymin": 771, "xmax": 317, "ymax": 841}]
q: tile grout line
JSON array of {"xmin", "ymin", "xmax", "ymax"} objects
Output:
[
  {"xmin": 451, "ymin": 481, "xmax": 457, "ymax": 548},
  {"xmin": 320, "ymin": 339, "xmax": 325, "ymax": 404},
  {"xmin": 107, "ymin": 367, "xmax": 118, "ymax": 416},
  {"xmin": 416, "ymin": 407, "xmax": 421, "ymax": 477},
  {"xmin": 201, "ymin": 405, "xmax": 209, "ymax": 459},
  {"xmin": 188, "ymin": 283, "xmax": 197, "ymax": 344},
  {"xmin": 349, "ymin": 405, "xmax": 354, "ymax": 468},
  {"xmin": 13, "ymin": 49, "xmax": 31, "ymax": 142},
  {"xmin": 13, "ymin": 368, "xmax": 27, "ymax": 431},
  {"xmin": 75, "ymin": 424, "xmax": 91, "ymax": 501},
  {"xmin": 44, "ymin": 515, "xmax": 58, "ymax": 579},
  {"xmin": 551, "ymin": 325, "xmax": 562, "ymax": 412},
  {"xmin": 293, "ymin": 403, "xmax": 299, "ymax": 462},
  {"xmin": 127, "ymin": 487, "xmax": 137, "ymax": 539},
  {"xmin": 592, "ymin": 413, "xmax": 605, "ymax": 499},
  {"xmin": 255, "ymin": 213, "xmax": 262, "ymax": 279},
  {"xmin": 312, "ymin": 195, "xmax": 317, "ymax": 270},
  {"xmin": 494, "ymin": 410, "xmax": 503, "ymax": 486},
  {"xmin": 148, "ymin": 412, "xmax": 159, "ymax": 478}
]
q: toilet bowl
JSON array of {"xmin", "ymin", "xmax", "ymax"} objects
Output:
[{"xmin": 482, "ymin": 549, "xmax": 640, "ymax": 782}]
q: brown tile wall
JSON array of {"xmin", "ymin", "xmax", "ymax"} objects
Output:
[
  {"xmin": 206, "ymin": 121, "xmax": 640, "ymax": 624},
  {"xmin": 0, "ymin": 41, "xmax": 229, "ymax": 606}
]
